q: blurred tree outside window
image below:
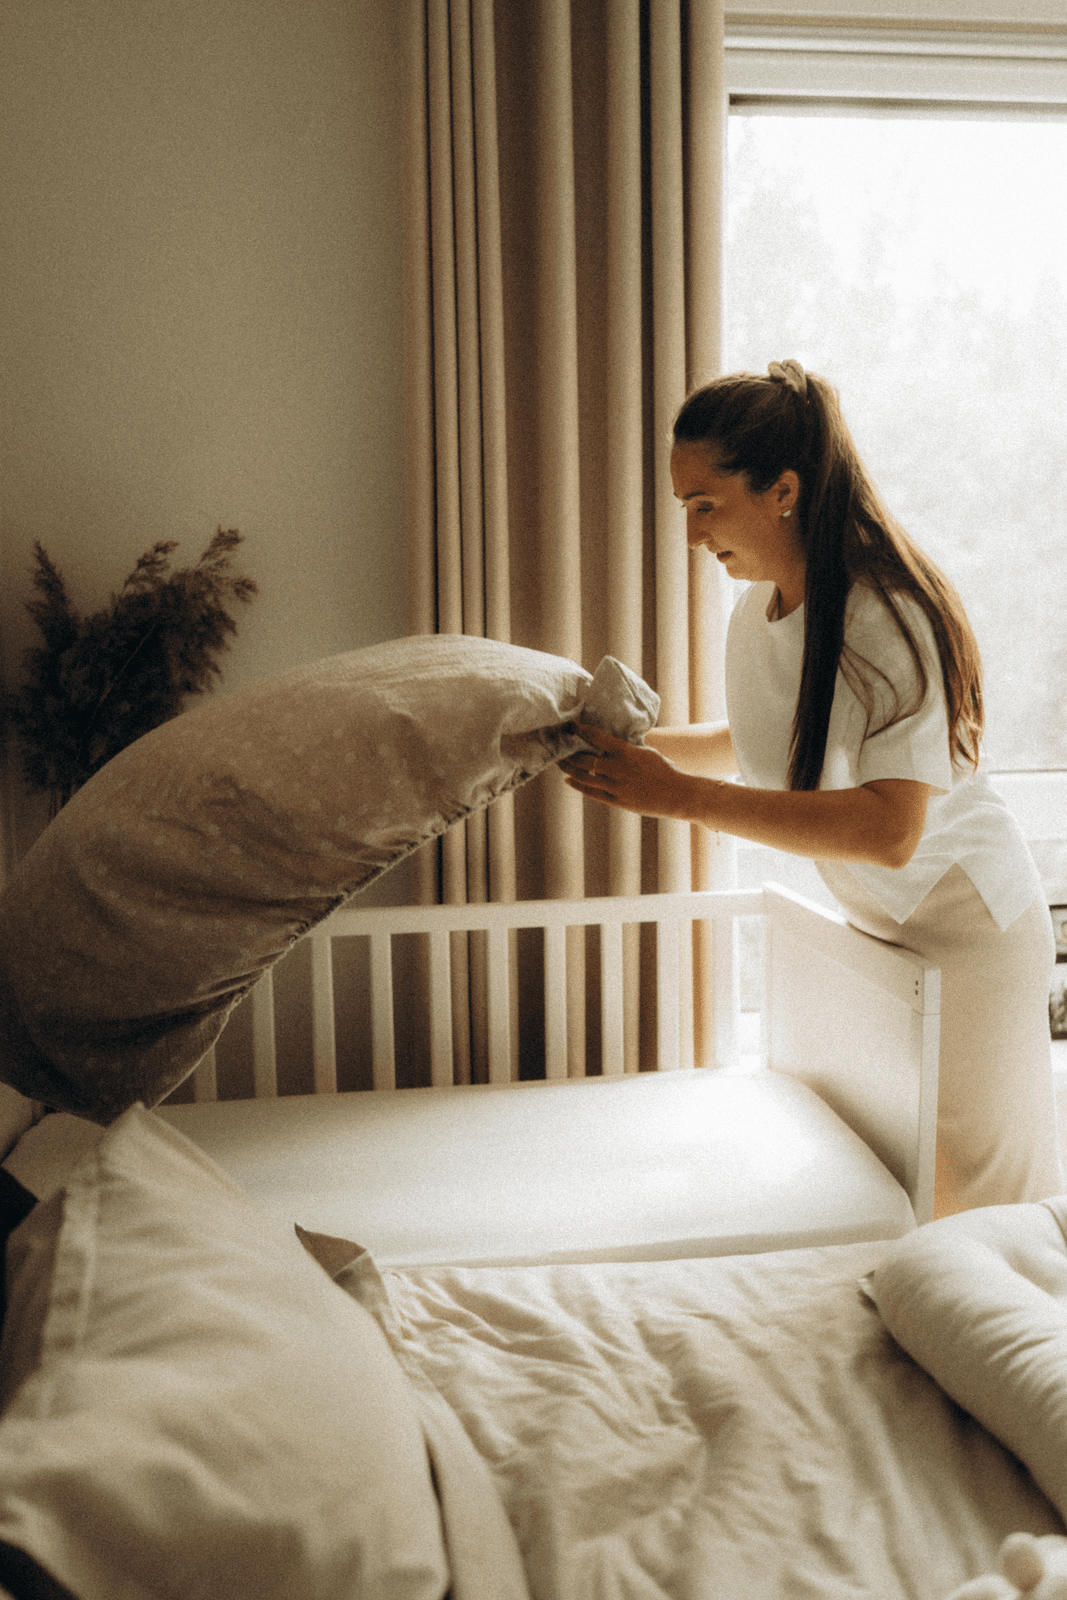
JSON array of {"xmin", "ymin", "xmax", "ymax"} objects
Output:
[{"xmin": 725, "ymin": 112, "xmax": 1067, "ymax": 774}]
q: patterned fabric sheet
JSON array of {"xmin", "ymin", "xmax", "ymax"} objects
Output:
[{"xmin": 378, "ymin": 1241, "xmax": 1062, "ymax": 1600}]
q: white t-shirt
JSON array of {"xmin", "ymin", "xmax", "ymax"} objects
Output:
[{"xmin": 725, "ymin": 580, "xmax": 1042, "ymax": 929}]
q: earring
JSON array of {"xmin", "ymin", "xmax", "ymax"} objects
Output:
[{"xmin": 781, "ymin": 509, "xmax": 793, "ymax": 519}]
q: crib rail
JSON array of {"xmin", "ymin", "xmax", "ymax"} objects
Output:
[
  {"xmin": 184, "ymin": 882, "xmax": 940, "ymax": 1219},
  {"xmin": 181, "ymin": 882, "xmax": 939, "ymax": 1224},
  {"xmin": 192, "ymin": 889, "xmax": 761, "ymax": 1101}
]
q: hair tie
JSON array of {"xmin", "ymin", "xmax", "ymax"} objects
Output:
[{"xmin": 768, "ymin": 359, "xmax": 808, "ymax": 399}]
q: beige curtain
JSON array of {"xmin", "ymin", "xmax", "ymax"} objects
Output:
[{"xmin": 404, "ymin": 0, "xmax": 733, "ymax": 1075}]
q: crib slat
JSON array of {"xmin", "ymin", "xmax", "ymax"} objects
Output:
[
  {"xmin": 369, "ymin": 933, "xmax": 396, "ymax": 1091},
  {"xmin": 193, "ymin": 1046, "xmax": 218, "ymax": 1103},
  {"xmin": 486, "ymin": 925, "xmax": 512, "ymax": 1084},
  {"xmin": 656, "ymin": 918, "xmax": 681, "ymax": 1071},
  {"xmin": 251, "ymin": 969, "xmax": 278, "ymax": 1098},
  {"xmin": 428, "ymin": 928, "xmax": 454, "ymax": 1088},
  {"xmin": 713, "ymin": 914, "xmax": 740, "ymax": 1069},
  {"xmin": 309, "ymin": 937, "xmax": 338, "ymax": 1095},
  {"xmin": 678, "ymin": 919, "xmax": 695, "ymax": 1068},
  {"xmin": 543, "ymin": 922, "xmax": 568, "ymax": 1080},
  {"xmin": 566, "ymin": 924, "xmax": 586, "ymax": 1079},
  {"xmin": 449, "ymin": 932, "xmax": 472, "ymax": 1086},
  {"xmin": 468, "ymin": 931, "xmax": 489, "ymax": 1085},
  {"xmin": 600, "ymin": 920, "xmax": 625, "ymax": 1077},
  {"xmin": 623, "ymin": 921, "xmax": 640, "ymax": 1075}
]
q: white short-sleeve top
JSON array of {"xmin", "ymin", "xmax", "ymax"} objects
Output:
[{"xmin": 725, "ymin": 580, "xmax": 1042, "ymax": 929}]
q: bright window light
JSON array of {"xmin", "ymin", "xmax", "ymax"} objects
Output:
[{"xmin": 726, "ymin": 114, "xmax": 1067, "ymax": 773}]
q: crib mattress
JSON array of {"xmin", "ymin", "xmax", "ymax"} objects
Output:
[{"xmin": 7, "ymin": 1068, "xmax": 915, "ymax": 1266}]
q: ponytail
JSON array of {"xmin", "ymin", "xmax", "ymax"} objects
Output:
[{"xmin": 673, "ymin": 365, "xmax": 983, "ymax": 790}]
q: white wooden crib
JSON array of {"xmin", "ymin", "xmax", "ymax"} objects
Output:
[
  {"xmin": 8, "ymin": 884, "xmax": 940, "ymax": 1266},
  {"xmin": 170, "ymin": 883, "xmax": 940, "ymax": 1259}
]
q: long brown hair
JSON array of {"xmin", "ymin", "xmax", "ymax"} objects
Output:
[{"xmin": 673, "ymin": 365, "xmax": 983, "ymax": 791}]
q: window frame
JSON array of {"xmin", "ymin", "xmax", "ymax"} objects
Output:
[{"xmin": 725, "ymin": 12, "xmax": 1067, "ymax": 116}]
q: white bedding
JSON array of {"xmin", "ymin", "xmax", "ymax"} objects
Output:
[
  {"xmin": 3, "ymin": 1098, "xmax": 1065, "ymax": 1598},
  {"xmin": 869, "ymin": 1196, "xmax": 1067, "ymax": 1537},
  {"xmin": 321, "ymin": 1238, "xmax": 1062, "ymax": 1600}
]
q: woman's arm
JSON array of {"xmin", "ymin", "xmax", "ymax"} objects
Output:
[
  {"xmin": 644, "ymin": 721, "xmax": 739, "ymax": 777},
  {"xmin": 561, "ymin": 724, "xmax": 930, "ymax": 870}
]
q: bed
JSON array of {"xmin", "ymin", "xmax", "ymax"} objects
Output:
[
  {"xmin": 0, "ymin": 634, "xmax": 1064, "ymax": 1599},
  {"xmin": 0, "ymin": 884, "xmax": 1063, "ymax": 1600}
]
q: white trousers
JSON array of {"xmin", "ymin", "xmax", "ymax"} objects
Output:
[{"xmin": 818, "ymin": 862, "xmax": 1064, "ymax": 1216}]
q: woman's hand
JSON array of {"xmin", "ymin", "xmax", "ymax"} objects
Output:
[
  {"xmin": 560, "ymin": 725, "xmax": 702, "ymax": 820},
  {"xmin": 561, "ymin": 724, "xmax": 931, "ymax": 869}
]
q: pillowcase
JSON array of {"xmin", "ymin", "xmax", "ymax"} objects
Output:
[
  {"xmin": 0, "ymin": 1087, "xmax": 40, "ymax": 1167},
  {"xmin": 0, "ymin": 1166, "xmax": 37, "ymax": 1338},
  {"xmin": 0, "ymin": 636, "xmax": 658, "ymax": 1122},
  {"xmin": 296, "ymin": 1228, "xmax": 530, "ymax": 1600},
  {"xmin": 0, "ymin": 1104, "xmax": 453, "ymax": 1600},
  {"xmin": 867, "ymin": 1196, "xmax": 1067, "ymax": 1523}
]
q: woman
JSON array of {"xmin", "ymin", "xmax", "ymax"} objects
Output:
[{"xmin": 562, "ymin": 360, "xmax": 1062, "ymax": 1216}]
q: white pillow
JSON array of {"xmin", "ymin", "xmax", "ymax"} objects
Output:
[
  {"xmin": 0, "ymin": 1086, "xmax": 39, "ymax": 1165},
  {"xmin": 295, "ymin": 1228, "xmax": 530, "ymax": 1600},
  {"xmin": 0, "ymin": 1105, "xmax": 454, "ymax": 1600},
  {"xmin": 0, "ymin": 637, "xmax": 657, "ymax": 1122},
  {"xmin": 867, "ymin": 1197, "xmax": 1067, "ymax": 1523}
]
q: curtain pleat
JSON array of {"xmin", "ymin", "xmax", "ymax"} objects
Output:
[
  {"xmin": 604, "ymin": 0, "xmax": 643, "ymax": 1071},
  {"xmin": 405, "ymin": 0, "xmax": 729, "ymax": 1082},
  {"xmin": 527, "ymin": 0, "xmax": 589, "ymax": 1073},
  {"xmin": 404, "ymin": 0, "xmax": 438, "ymax": 934},
  {"xmin": 648, "ymin": 1, "xmax": 695, "ymax": 1063},
  {"xmin": 471, "ymin": 3, "xmax": 519, "ymax": 1082},
  {"xmin": 529, "ymin": 0, "xmax": 585, "ymax": 899},
  {"xmin": 403, "ymin": 2, "xmax": 435, "ymax": 642},
  {"xmin": 684, "ymin": 0, "xmax": 732, "ymax": 1064}
]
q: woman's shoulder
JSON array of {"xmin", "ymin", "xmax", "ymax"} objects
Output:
[
  {"xmin": 729, "ymin": 581, "xmax": 788, "ymax": 633},
  {"xmin": 734, "ymin": 579, "xmax": 776, "ymax": 612},
  {"xmin": 845, "ymin": 581, "xmax": 938, "ymax": 652}
]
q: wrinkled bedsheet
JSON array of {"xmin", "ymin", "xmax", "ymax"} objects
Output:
[{"xmin": 369, "ymin": 1242, "xmax": 1061, "ymax": 1600}]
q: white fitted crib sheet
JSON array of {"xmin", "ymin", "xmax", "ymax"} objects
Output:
[{"xmin": 7, "ymin": 1068, "xmax": 915, "ymax": 1267}]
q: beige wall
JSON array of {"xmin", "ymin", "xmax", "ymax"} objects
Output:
[{"xmin": 0, "ymin": 0, "xmax": 407, "ymax": 871}]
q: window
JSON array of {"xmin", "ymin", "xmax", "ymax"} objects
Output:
[
  {"xmin": 722, "ymin": 14, "xmax": 1067, "ymax": 902},
  {"xmin": 725, "ymin": 111, "xmax": 1067, "ymax": 773}
]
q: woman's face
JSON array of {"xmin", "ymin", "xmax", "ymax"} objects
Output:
[{"xmin": 670, "ymin": 441, "xmax": 805, "ymax": 613}]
